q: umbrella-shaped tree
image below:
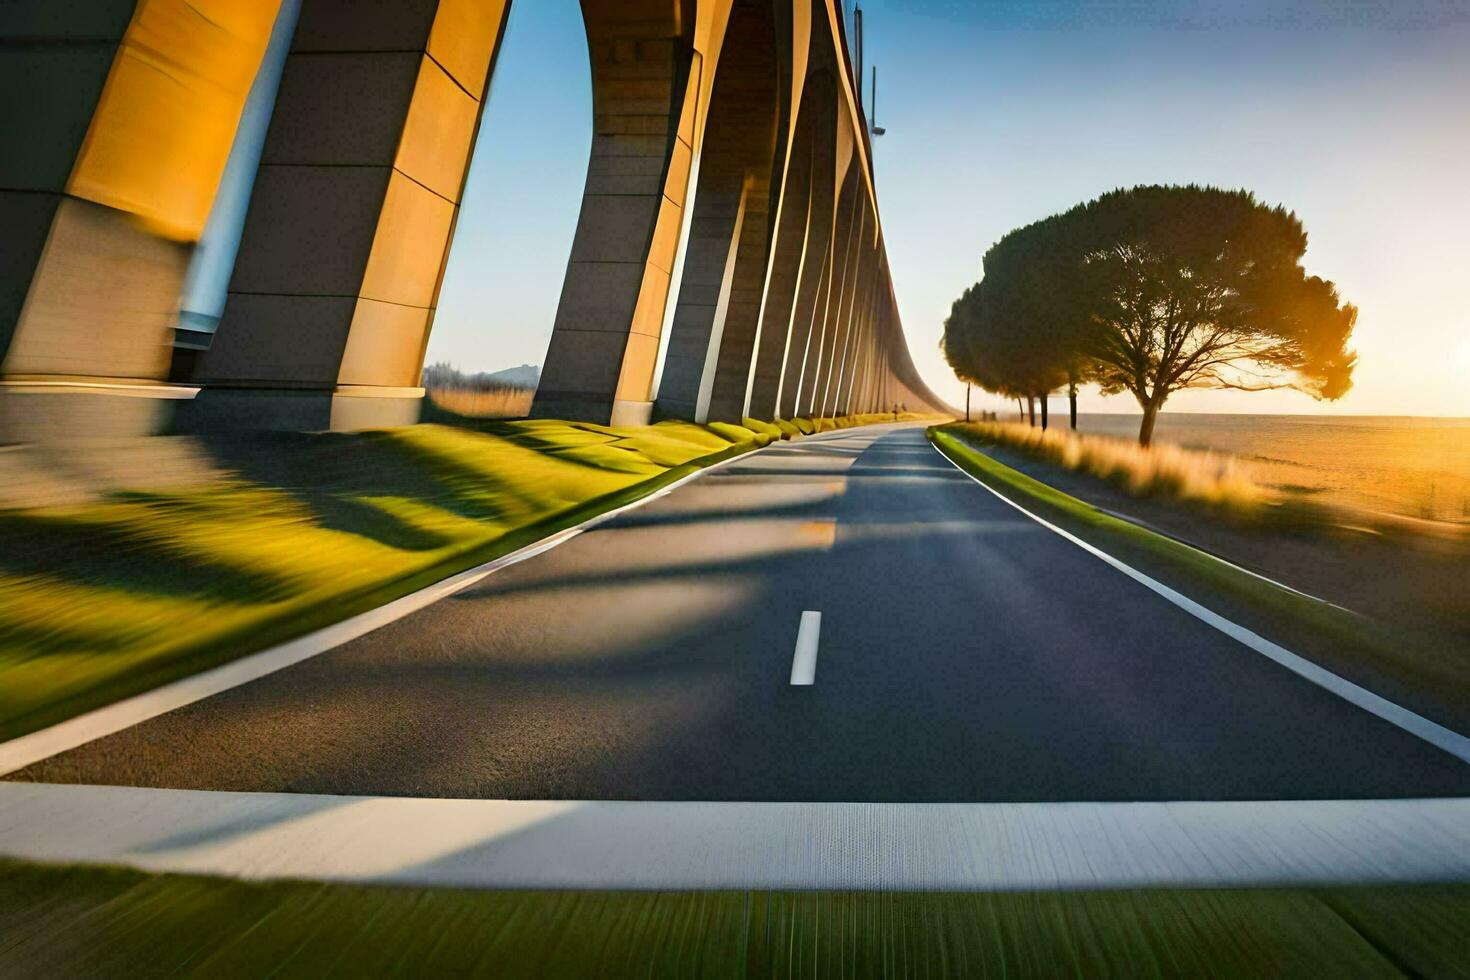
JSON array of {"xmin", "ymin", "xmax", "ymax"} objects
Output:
[{"xmin": 945, "ymin": 185, "xmax": 1358, "ymax": 445}]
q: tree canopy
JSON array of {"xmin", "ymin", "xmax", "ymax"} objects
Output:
[{"xmin": 942, "ymin": 185, "xmax": 1358, "ymax": 445}]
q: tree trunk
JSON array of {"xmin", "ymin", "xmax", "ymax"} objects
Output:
[
  {"xmin": 1016, "ymin": 398, "xmax": 1024, "ymax": 421},
  {"xmin": 1040, "ymin": 393, "xmax": 1049, "ymax": 430},
  {"xmin": 1068, "ymin": 383, "xmax": 1078, "ymax": 430},
  {"xmin": 1027, "ymin": 396, "xmax": 1035, "ymax": 427},
  {"xmin": 1138, "ymin": 401, "xmax": 1160, "ymax": 447}
]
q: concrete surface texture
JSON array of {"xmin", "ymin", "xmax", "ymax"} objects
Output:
[
  {"xmin": 3, "ymin": 784, "xmax": 1470, "ymax": 890},
  {"xmin": 0, "ymin": 0, "xmax": 947, "ymax": 439}
]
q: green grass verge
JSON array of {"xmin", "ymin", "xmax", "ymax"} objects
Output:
[
  {"xmin": 1, "ymin": 859, "xmax": 1464, "ymax": 976},
  {"xmin": 930, "ymin": 425, "xmax": 1470, "ymax": 729},
  {"xmin": 0, "ymin": 415, "xmax": 904, "ymax": 743}
]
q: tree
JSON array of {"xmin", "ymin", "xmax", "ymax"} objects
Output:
[
  {"xmin": 942, "ymin": 281, "xmax": 1039, "ymax": 419},
  {"xmin": 945, "ymin": 185, "xmax": 1358, "ymax": 446},
  {"xmin": 942, "ymin": 226, "xmax": 1074, "ymax": 428},
  {"xmin": 1062, "ymin": 358, "xmax": 1094, "ymax": 430},
  {"xmin": 1074, "ymin": 186, "xmax": 1356, "ymax": 445}
]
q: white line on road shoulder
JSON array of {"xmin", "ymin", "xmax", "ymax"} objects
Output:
[
  {"xmin": 790, "ymin": 611, "xmax": 822, "ymax": 685},
  {"xmin": 932, "ymin": 438, "xmax": 1470, "ymax": 766}
]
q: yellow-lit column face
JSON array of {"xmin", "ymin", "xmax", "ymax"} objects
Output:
[
  {"xmin": 68, "ymin": 0, "xmax": 282, "ymax": 242},
  {"xmin": 613, "ymin": 54, "xmax": 704, "ymax": 409},
  {"xmin": 2, "ymin": 0, "xmax": 280, "ymax": 386},
  {"xmin": 336, "ymin": 0, "xmax": 509, "ymax": 391}
]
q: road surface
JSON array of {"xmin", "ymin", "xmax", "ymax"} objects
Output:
[{"xmin": 12, "ymin": 425, "xmax": 1470, "ymax": 801}]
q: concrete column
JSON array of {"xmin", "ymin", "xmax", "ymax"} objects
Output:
[
  {"xmin": 657, "ymin": 185, "xmax": 747, "ymax": 420},
  {"xmin": 743, "ymin": 110, "xmax": 812, "ymax": 419},
  {"xmin": 873, "ymin": 300, "xmax": 891, "ymax": 413},
  {"xmin": 779, "ymin": 239, "xmax": 830, "ymax": 418},
  {"xmin": 184, "ymin": 0, "xmax": 509, "ymax": 432},
  {"xmin": 701, "ymin": 174, "xmax": 776, "ymax": 422},
  {"xmin": 846, "ymin": 278, "xmax": 871, "ymax": 415},
  {"xmin": 0, "ymin": 0, "xmax": 280, "ymax": 440},
  {"xmin": 859, "ymin": 262, "xmax": 888, "ymax": 412},
  {"xmin": 532, "ymin": 2, "xmax": 698, "ymax": 426},
  {"xmin": 817, "ymin": 201, "xmax": 868, "ymax": 417},
  {"xmin": 798, "ymin": 161, "xmax": 858, "ymax": 416},
  {"xmin": 842, "ymin": 284, "xmax": 866, "ymax": 415},
  {"xmin": 656, "ymin": 0, "xmax": 781, "ymax": 423},
  {"xmin": 833, "ymin": 250, "xmax": 876, "ymax": 415},
  {"xmin": 775, "ymin": 73, "xmax": 837, "ymax": 420}
]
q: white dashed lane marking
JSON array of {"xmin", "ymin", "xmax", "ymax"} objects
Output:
[{"xmin": 790, "ymin": 611, "xmax": 822, "ymax": 685}]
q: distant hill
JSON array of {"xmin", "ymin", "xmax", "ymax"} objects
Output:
[
  {"xmin": 483, "ymin": 364, "xmax": 540, "ymax": 388},
  {"xmin": 422, "ymin": 362, "xmax": 540, "ymax": 391}
]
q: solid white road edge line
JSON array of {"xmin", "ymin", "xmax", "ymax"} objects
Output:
[
  {"xmin": 1095, "ymin": 504, "xmax": 1358, "ymax": 614},
  {"xmin": 932, "ymin": 438, "xmax": 1470, "ymax": 766},
  {"xmin": 0, "ymin": 432, "xmax": 874, "ymax": 778},
  {"xmin": 790, "ymin": 610, "xmax": 822, "ymax": 685},
  {"xmin": 1, "ymin": 784, "xmax": 1468, "ymax": 890}
]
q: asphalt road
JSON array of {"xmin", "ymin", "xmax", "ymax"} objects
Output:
[{"xmin": 14, "ymin": 425, "xmax": 1470, "ymax": 801}]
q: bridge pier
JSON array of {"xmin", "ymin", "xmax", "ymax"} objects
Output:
[
  {"xmin": 0, "ymin": 1, "xmax": 280, "ymax": 440},
  {"xmin": 655, "ymin": 0, "xmax": 781, "ymax": 424},
  {"xmin": 178, "ymin": 0, "xmax": 509, "ymax": 432},
  {"xmin": 530, "ymin": 2, "xmax": 699, "ymax": 427}
]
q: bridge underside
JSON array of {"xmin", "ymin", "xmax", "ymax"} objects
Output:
[{"xmin": 0, "ymin": 0, "xmax": 946, "ymax": 440}]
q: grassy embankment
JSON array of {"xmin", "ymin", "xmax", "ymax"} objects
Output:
[
  {"xmin": 0, "ymin": 413, "xmax": 909, "ymax": 743},
  {"xmin": 930, "ymin": 424, "xmax": 1470, "ymax": 730},
  {"xmin": 1, "ymin": 859, "xmax": 1465, "ymax": 976}
]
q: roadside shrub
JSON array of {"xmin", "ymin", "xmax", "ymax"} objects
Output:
[
  {"xmin": 741, "ymin": 418, "xmax": 785, "ymax": 439},
  {"xmin": 707, "ymin": 421, "xmax": 761, "ymax": 444}
]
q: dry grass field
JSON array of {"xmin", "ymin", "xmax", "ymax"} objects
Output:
[
  {"xmin": 1068, "ymin": 413, "xmax": 1470, "ymax": 527},
  {"xmin": 951, "ymin": 420, "xmax": 1260, "ymax": 511},
  {"xmin": 424, "ymin": 385, "xmax": 535, "ymax": 419}
]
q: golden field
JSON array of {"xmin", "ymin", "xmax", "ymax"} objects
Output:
[
  {"xmin": 1071, "ymin": 413, "xmax": 1470, "ymax": 526},
  {"xmin": 425, "ymin": 385, "xmax": 535, "ymax": 419}
]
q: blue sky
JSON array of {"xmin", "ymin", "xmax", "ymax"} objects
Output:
[
  {"xmin": 428, "ymin": 1, "xmax": 590, "ymax": 377},
  {"xmin": 429, "ymin": 0, "xmax": 1470, "ymax": 416}
]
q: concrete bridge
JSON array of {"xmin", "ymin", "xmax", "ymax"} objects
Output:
[{"xmin": 1, "ymin": 0, "xmax": 947, "ymax": 439}]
